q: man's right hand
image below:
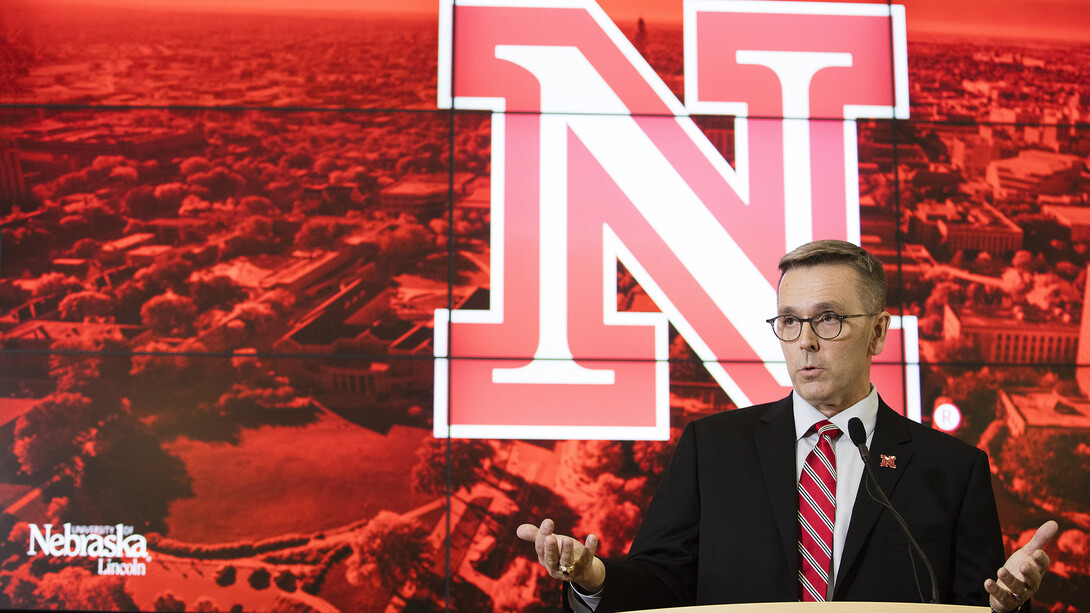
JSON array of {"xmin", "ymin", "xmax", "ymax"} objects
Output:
[{"xmin": 517, "ymin": 518, "xmax": 606, "ymax": 592}]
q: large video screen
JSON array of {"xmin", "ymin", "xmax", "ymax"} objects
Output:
[{"xmin": 1, "ymin": 0, "xmax": 1088, "ymax": 610}]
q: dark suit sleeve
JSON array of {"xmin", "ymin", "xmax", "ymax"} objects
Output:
[
  {"xmin": 580, "ymin": 421, "xmax": 702, "ymax": 612},
  {"xmin": 951, "ymin": 448, "xmax": 1006, "ymax": 605}
]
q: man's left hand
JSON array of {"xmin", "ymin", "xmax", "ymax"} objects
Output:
[{"xmin": 985, "ymin": 520, "xmax": 1058, "ymax": 612}]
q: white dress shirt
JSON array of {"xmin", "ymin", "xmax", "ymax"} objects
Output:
[{"xmin": 569, "ymin": 388, "xmax": 879, "ymax": 611}]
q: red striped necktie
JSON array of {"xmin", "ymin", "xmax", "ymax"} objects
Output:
[{"xmin": 798, "ymin": 420, "xmax": 841, "ymax": 602}]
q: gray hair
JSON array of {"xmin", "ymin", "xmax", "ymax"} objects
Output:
[{"xmin": 777, "ymin": 240, "xmax": 887, "ymax": 312}]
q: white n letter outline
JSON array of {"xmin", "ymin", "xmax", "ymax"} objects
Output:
[{"xmin": 735, "ymin": 51, "xmax": 852, "ymax": 250}]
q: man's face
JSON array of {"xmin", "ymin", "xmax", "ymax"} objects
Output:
[{"xmin": 776, "ymin": 263, "xmax": 891, "ymax": 416}]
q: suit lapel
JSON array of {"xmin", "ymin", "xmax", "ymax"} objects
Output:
[
  {"xmin": 754, "ymin": 395, "xmax": 799, "ymax": 579},
  {"xmin": 834, "ymin": 400, "xmax": 914, "ymax": 597}
]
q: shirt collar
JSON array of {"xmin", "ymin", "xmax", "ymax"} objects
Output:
[{"xmin": 792, "ymin": 386, "xmax": 879, "ymax": 442}]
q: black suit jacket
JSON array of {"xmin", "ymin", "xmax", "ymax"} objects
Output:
[{"xmin": 570, "ymin": 394, "xmax": 1005, "ymax": 612}]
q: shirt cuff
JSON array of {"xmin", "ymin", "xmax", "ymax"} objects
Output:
[{"xmin": 568, "ymin": 582, "xmax": 604, "ymax": 611}]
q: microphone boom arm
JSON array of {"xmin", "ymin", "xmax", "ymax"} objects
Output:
[{"xmin": 847, "ymin": 417, "xmax": 941, "ymax": 604}]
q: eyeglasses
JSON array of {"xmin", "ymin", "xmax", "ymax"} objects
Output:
[{"xmin": 765, "ymin": 311, "xmax": 876, "ymax": 342}]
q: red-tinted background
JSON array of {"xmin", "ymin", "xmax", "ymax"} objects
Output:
[{"xmin": 0, "ymin": 0, "xmax": 1088, "ymax": 611}]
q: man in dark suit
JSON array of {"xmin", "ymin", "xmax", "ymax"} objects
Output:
[{"xmin": 517, "ymin": 240, "xmax": 1055, "ymax": 612}]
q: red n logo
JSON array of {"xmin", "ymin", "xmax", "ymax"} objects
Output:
[{"xmin": 434, "ymin": 0, "xmax": 919, "ymax": 439}]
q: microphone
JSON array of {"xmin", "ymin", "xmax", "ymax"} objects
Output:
[
  {"xmin": 848, "ymin": 418, "xmax": 869, "ymax": 463},
  {"xmin": 847, "ymin": 417, "xmax": 940, "ymax": 604}
]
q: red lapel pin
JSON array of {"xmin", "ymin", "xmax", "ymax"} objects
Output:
[{"xmin": 880, "ymin": 454, "xmax": 897, "ymax": 469}]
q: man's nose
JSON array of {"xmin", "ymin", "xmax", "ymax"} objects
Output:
[{"xmin": 798, "ymin": 322, "xmax": 820, "ymax": 351}]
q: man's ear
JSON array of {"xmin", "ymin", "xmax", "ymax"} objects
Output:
[{"xmin": 869, "ymin": 311, "xmax": 892, "ymax": 356}]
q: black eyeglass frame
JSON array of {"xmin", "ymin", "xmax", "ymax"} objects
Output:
[{"xmin": 764, "ymin": 311, "xmax": 877, "ymax": 342}]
